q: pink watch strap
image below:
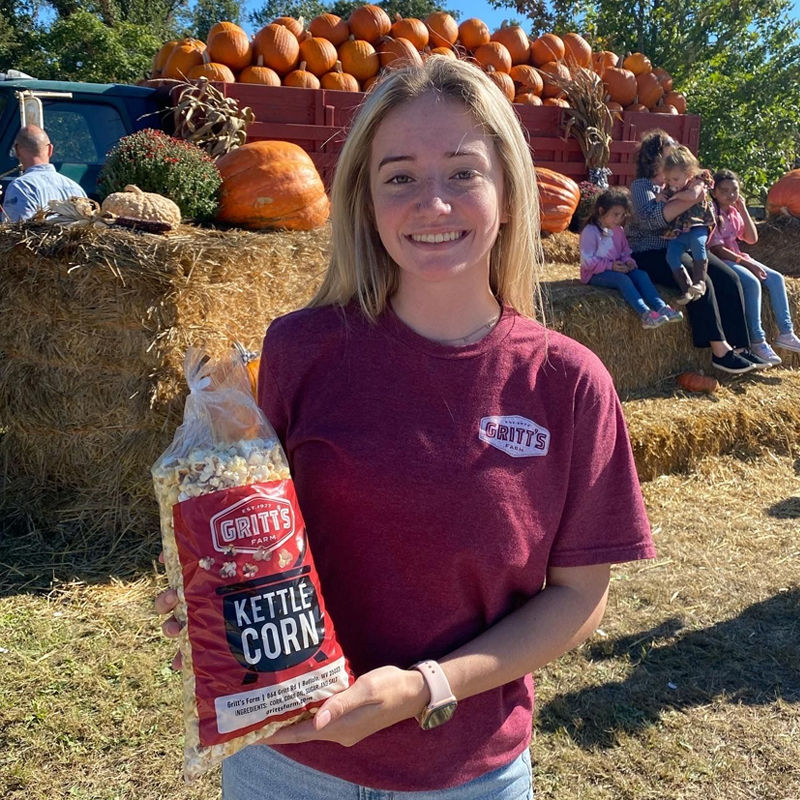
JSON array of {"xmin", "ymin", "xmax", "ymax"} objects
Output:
[{"xmin": 413, "ymin": 660, "xmax": 456, "ymax": 708}]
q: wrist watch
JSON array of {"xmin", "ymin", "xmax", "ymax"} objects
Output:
[{"xmin": 411, "ymin": 660, "xmax": 458, "ymax": 730}]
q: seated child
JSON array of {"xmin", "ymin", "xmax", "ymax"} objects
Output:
[
  {"xmin": 658, "ymin": 146, "xmax": 716, "ymax": 305},
  {"xmin": 580, "ymin": 187, "xmax": 683, "ymax": 328}
]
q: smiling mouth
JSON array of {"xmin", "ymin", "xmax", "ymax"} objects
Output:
[{"xmin": 409, "ymin": 231, "xmax": 467, "ymax": 244}]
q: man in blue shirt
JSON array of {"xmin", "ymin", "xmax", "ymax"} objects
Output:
[{"xmin": 1, "ymin": 125, "xmax": 87, "ymax": 222}]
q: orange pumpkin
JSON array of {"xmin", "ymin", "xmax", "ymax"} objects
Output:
[
  {"xmin": 163, "ymin": 41, "xmax": 205, "ymax": 79},
  {"xmin": 208, "ymin": 25, "xmax": 252, "ymax": 70},
  {"xmin": 187, "ymin": 62, "xmax": 236, "ymax": 82},
  {"xmin": 239, "ymin": 57, "xmax": 281, "ymax": 85},
  {"xmin": 486, "ymin": 67, "xmax": 515, "ymax": 101},
  {"xmin": 603, "ymin": 66, "xmax": 637, "ymax": 105},
  {"xmin": 363, "ymin": 74, "xmax": 381, "ymax": 92},
  {"xmin": 321, "ymin": 61, "xmax": 360, "ymax": 91},
  {"xmin": 299, "ymin": 36, "xmax": 338, "ymax": 75},
  {"xmin": 664, "ymin": 90, "xmax": 687, "ymax": 114},
  {"xmin": 766, "ymin": 169, "xmax": 800, "ymax": 217},
  {"xmin": 152, "ymin": 40, "xmax": 179, "ymax": 77},
  {"xmin": 514, "ymin": 91, "xmax": 542, "ymax": 105},
  {"xmin": 543, "ymin": 97, "xmax": 570, "ymax": 107},
  {"xmin": 392, "ymin": 15, "xmax": 428, "ymax": 49},
  {"xmin": 349, "ymin": 5, "xmax": 391, "ymax": 44},
  {"xmin": 309, "ymin": 13, "xmax": 350, "ymax": 47},
  {"xmin": 530, "ymin": 34, "xmax": 564, "ymax": 67},
  {"xmin": 636, "ymin": 71, "xmax": 664, "ymax": 109},
  {"xmin": 591, "ymin": 50, "xmax": 618, "ymax": 76},
  {"xmin": 606, "ymin": 101, "xmax": 624, "ymax": 114},
  {"xmin": 271, "ymin": 16, "xmax": 305, "ymax": 38},
  {"xmin": 509, "ymin": 64, "xmax": 544, "ymax": 96},
  {"xmin": 561, "ymin": 32, "xmax": 591, "ymax": 68},
  {"xmin": 539, "ymin": 61, "xmax": 570, "ymax": 98},
  {"xmin": 283, "ymin": 62, "xmax": 321, "ymax": 88},
  {"xmin": 379, "ymin": 37, "xmax": 423, "ymax": 69},
  {"xmin": 655, "ymin": 103, "xmax": 679, "ymax": 114},
  {"xmin": 535, "ymin": 167, "xmax": 580, "ymax": 233},
  {"xmin": 338, "ymin": 38, "xmax": 380, "ymax": 80},
  {"xmin": 208, "ymin": 21, "xmax": 239, "ymax": 40},
  {"xmin": 491, "ymin": 23, "xmax": 530, "ymax": 65},
  {"xmin": 653, "ymin": 66, "xmax": 673, "ymax": 92},
  {"xmin": 624, "ymin": 103, "xmax": 649, "ymax": 112},
  {"xmin": 425, "ymin": 11, "xmax": 458, "ymax": 49},
  {"xmin": 216, "ymin": 141, "xmax": 329, "ymax": 230},
  {"xmin": 253, "ymin": 23, "xmax": 300, "ymax": 75},
  {"xmin": 677, "ymin": 372, "xmax": 719, "ymax": 393},
  {"xmin": 474, "ymin": 42, "xmax": 512, "ymax": 73},
  {"xmin": 623, "ymin": 52, "xmax": 652, "ymax": 75},
  {"xmin": 427, "ymin": 46, "xmax": 457, "ymax": 59},
  {"xmin": 458, "ymin": 17, "xmax": 490, "ymax": 50}
]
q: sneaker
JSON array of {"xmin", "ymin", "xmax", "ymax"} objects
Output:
[
  {"xmin": 641, "ymin": 310, "xmax": 667, "ymax": 329},
  {"xmin": 711, "ymin": 351, "xmax": 756, "ymax": 374},
  {"xmin": 738, "ymin": 349, "xmax": 772, "ymax": 369},
  {"xmin": 750, "ymin": 341, "xmax": 782, "ymax": 366},
  {"xmin": 775, "ymin": 331, "xmax": 800, "ymax": 353},
  {"xmin": 658, "ymin": 305, "xmax": 684, "ymax": 323}
]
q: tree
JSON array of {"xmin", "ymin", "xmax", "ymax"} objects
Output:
[{"xmin": 185, "ymin": 0, "xmax": 245, "ymax": 40}]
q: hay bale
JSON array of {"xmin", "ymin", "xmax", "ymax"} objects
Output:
[
  {"xmin": 0, "ymin": 223, "xmax": 329, "ymax": 574},
  {"xmin": 743, "ymin": 216, "xmax": 800, "ymax": 277}
]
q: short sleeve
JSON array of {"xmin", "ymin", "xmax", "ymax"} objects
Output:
[
  {"xmin": 2, "ymin": 182, "xmax": 37, "ymax": 222},
  {"xmin": 548, "ymin": 359, "xmax": 655, "ymax": 568},
  {"xmin": 257, "ymin": 324, "xmax": 290, "ymax": 450}
]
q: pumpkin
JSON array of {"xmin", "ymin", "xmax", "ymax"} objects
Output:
[
  {"xmin": 677, "ymin": 371, "xmax": 719, "ymax": 393},
  {"xmin": 299, "ymin": 36, "xmax": 338, "ymax": 75},
  {"xmin": 392, "ymin": 15, "xmax": 428, "ymax": 49},
  {"xmin": 425, "ymin": 11, "xmax": 458, "ymax": 49},
  {"xmin": 338, "ymin": 38, "xmax": 380, "ymax": 80},
  {"xmin": 653, "ymin": 66, "xmax": 673, "ymax": 92},
  {"xmin": 427, "ymin": 46, "xmax": 457, "ymax": 59},
  {"xmin": 321, "ymin": 61, "xmax": 360, "ymax": 91},
  {"xmin": 163, "ymin": 41, "xmax": 205, "ymax": 79},
  {"xmin": 509, "ymin": 64, "xmax": 543, "ymax": 96},
  {"xmin": 208, "ymin": 21, "xmax": 239, "ymax": 40},
  {"xmin": 766, "ymin": 169, "xmax": 800, "ymax": 217},
  {"xmin": 491, "ymin": 22, "xmax": 530, "ymax": 65},
  {"xmin": 486, "ymin": 66, "xmax": 515, "ymax": 101},
  {"xmin": 363, "ymin": 74, "xmax": 381, "ymax": 92},
  {"xmin": 253, "ymin": 23, "xmax": 300, "ymax": 75},
  {"xmin": 655, "ymin": 103, "xmax": 679, "ymax": 114},
  {"xmin": 283, "ymin": 62, "xmax": 321, "ymax": 88},
  {"xmin": 207, "ymin": 24, "xmax": 252, "ymax": 70},
  {"xmin": 239, "ymin": 56, "xmax": 281, "ymax": 85},
  {"xmin": 623, "ymin": 52, "xmax": 652, "ymax": 75},
  {"xmin": 539, "ymin": 61, "xmax": 570, "ymax": 98},
  {"xmin": 514, "ymin": 91, "xmax": 543, "ymax": 105},
  {"xmin": 216, "ymin": 140, "xmax": 329, "ymax": 230},
  {"xmin": 602, "ymin": 66, "xmax": 637, "ymax": 105},
  {"xmin": 606, "ymin": 101, "xmax": 624, "ymax": 114},
  {"xmin": 663, "ymin": 90, "xmax": 687, "ymax": 114},
  {"xmin": 271, "ymin": 16, "xmax": 305, "ymax": 38},
  {"xmin": 625, "ymin": 103, "xmax": 649, "ymax": 112},
  {"xmin": 591, "ymin": 50, "xmax": 618, "ymax": 76},
  {"xmin": 349, "ymin": 5, "xmax": 391, "ymax": 44},
  {"xmin": 101, "ymin": 184, "xmax": 182, "ymax": 228},
  {"xmin": 543, "ymin": 97, "xmax": 570, "ymax": 107},
  {"xmin": 152, "ymin": 40, "xmax": 179, "ymax": 78},
  {"xmin": 309, "ymin": 13, "xmax": 350, "ymax": 46},
  {"xmin": 530, "ymin": 33, "xmax": 564, "ymax": 67},
  {"xmin": 474, "ymin": 42, "xmax": 512, "ymax": 73},
  {"xmin": 379, "ymin": 37, "xmax": 423, "ymax": 69},
  {"xmin": 535, "ymin": 167, "xmax": 580, "ymax": 233},
  {"xmin": 458, "ymin": 17, "xmax": 490, "ymax": 50},
  {"xmin": 636, "ymin": 71, "xmax": 664, "ymax": 109},
  {"xmin": 561, "ymin": 32, "xmax": 591, "ymax": 68},
  {"xmin": 187, "ymin": 62, "xmax": 236, "ymax": 82}
]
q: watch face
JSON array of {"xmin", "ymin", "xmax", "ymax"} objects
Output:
[{"xmin": 421, "ymin": 701, "xmax": 457, "ymax": 730}]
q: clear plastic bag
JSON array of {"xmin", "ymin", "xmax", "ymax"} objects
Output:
[{"xmin": 152, "ymin": 347, "xmax": 352, "ymax": 782}]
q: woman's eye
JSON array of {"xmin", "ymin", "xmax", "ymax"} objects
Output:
[
  {"xmin": 387, "ymin": 175, "xmax": 412, "ymax": 185},
  {"xmin": 454, "ymin": 169, "xmax": 477, "ymax": 179}
]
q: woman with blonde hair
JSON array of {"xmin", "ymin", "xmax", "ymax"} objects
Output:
[{"xmin": 156, "ymin": 57, "xmax": 654, "ymax": 799}]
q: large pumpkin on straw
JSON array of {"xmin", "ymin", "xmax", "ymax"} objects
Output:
[
  {"xmin": 216, "ymin": 141, "xmax": 329, "ymax": 230},
  {"xmin": 766, "ymin": 169, "xmax": 800, "ymax": 218},
  {"xmin": 535, "ymin": 167, "xmax": 580, "ymax": 233}
]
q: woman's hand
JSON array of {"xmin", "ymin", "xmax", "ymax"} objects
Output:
[
  {"xmin": 155, "ymin": 551, "xmax": 183, "ymax": 671},
  {"xmin": 733, "ymin": 195, "xmax": 748, "ymax": 214},
  {"xmin": 258, "ymin": 666, "xmax": 429, "ymax": 748}
]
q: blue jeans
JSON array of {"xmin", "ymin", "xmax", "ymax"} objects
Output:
[
  {"xmin": 666, "ymin": 227, "xmax": 708, "ymax": 272},
  {"xmin": 222, "ymin": 743, "xmax": 533, "ymax": 800},
  {"xmin": 588, "ymin": 268, "xmax": 668, "ymax": 316},
  {"xmin": 724, "ymin": 259, "xmax": 793, "ymax": 342}
]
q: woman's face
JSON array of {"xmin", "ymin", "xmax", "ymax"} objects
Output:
[
  {"xmin": 713, "ymin": 179, "xmax": 740, "ymax": 209},
  {"xmin": 368, "ymin": 93, "xmax": 507, "ymax": 290}
]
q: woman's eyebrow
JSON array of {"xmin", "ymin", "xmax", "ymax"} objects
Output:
[{"xmin": 378, "ymin": 146, "xmax": 485, "ymax": 169}]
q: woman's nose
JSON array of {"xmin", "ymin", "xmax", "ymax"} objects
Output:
[{"xmin": 416, "ymin": 182, "xmax": 452, "ymax": 214}]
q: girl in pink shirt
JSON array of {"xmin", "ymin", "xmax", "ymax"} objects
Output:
[{"xmin": 580, "ymin": 188, "xmax": 683, "ymax": 328}]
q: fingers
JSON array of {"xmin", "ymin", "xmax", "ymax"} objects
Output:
[
  {"xmin": 161, "ymin": 615, "xmax": 183, "ymax": 638},
  {"xmin": 154, "ymin": 588, "xmax": 179, "ymax": 616},
  {"xmin": 158, "ymin": 551, "xmax": 165, "ymax": 564},
  {"xmin": 172, "ymin": 649, "xmax": 183, "ymax": 671}
]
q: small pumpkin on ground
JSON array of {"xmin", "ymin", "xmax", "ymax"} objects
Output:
[{"xmin": 677, "ymin": 372, "xmax": 719, "ymax": 393}]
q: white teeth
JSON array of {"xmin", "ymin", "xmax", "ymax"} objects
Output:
[{"xmin": 411, "ymin": 231, "xmax": 463, "ymax": 243}]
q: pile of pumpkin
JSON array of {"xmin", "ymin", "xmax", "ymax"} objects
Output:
[{"xmin": 151, "ymin": 8, "xmax": 686, "ymax": 113}]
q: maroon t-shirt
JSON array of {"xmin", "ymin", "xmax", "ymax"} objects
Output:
[{"xmin": 257, "ymin": 302, "xmax": 655, "ymax": 791}]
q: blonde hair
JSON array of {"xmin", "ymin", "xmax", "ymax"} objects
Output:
[
  {"xmin": 662, "ymin": 144, "xmax": 700, "ymax": 176},
  {"xmin": 308, "ymin": 57, "xmax": 544, "ymax": 322}
]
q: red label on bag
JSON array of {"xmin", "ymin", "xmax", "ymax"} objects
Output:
[{"xmin": 173, "ymin": 481, "xmax": 351, "ymax": 748}]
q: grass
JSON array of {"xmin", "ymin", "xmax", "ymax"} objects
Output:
[{"xmin": 1, "ymin": 450, "xmax": 797, "ymax": 799}]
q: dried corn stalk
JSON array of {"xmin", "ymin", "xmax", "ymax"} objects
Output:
[
  {"xmin": 172, "ymin": 78, "xmax": 255, "ymax": 159},
  {"xmin": 32, "ymin": 196, "xmax": 113, "ymax": 228}
]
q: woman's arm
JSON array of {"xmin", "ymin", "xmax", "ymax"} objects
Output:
[
  {"xmin": 662, "ymin": 183, "xmax": 705, "ymax": 222},
  {"xmin": 630, "ymin": 179, "xmax": 699, "ymax": 228}
]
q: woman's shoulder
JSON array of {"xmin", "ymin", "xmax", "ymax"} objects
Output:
[{"xmin": 266, "ymin": 304, "xmax": 356, "ymax": 347}]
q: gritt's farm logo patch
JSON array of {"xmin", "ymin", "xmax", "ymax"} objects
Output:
[
  {"xmin": 210, "ymin": 491, "xmax": 295, "ymax": 554},
  {"xmin": 479, "ymin": 415, "xmax": 550, "ymax": 458}
]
